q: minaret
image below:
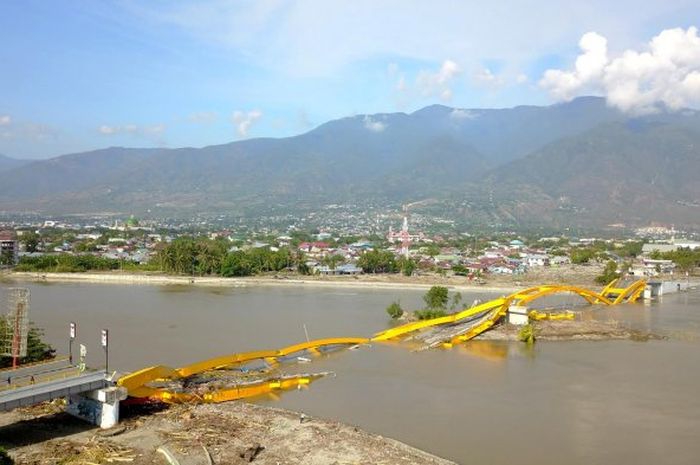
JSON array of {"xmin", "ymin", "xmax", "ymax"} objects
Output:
[{"xmin": 400, "ymin": 216, "xmax": 410, "ymax": 257}]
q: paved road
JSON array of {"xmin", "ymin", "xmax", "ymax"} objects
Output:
[{"xmin": 0, "ymin": 357, "xmax": 79, "ymax": 391}]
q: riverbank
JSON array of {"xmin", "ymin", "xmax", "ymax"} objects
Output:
[
  {"xmin": 1, "ymin": 401, "xmax": 455, "ymax": 465},
  {"xmin": 3, "ymin": 270, "xmax": 525, "ymax": 293}
]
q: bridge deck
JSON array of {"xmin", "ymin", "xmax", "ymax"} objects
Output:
[
  {"xmin": 0, "ymin": 357, "xmax": 75, "ymax": 389},
  {"xmin": 0, "ymin": 371, "xmax": 109, "ymax": 411}
]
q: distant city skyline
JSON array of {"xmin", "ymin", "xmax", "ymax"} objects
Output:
[{"xmin": 1, "ymin": 0, "xmax": 698, "ymax": 159}]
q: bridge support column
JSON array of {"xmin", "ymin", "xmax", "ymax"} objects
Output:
[
  {"xmin": 644, "ymin": 282, "xmax": 663, "ymax": 300},
  {"xmin": 66, "ymin": 386, "xmax": 127, "ymax": 429},
  {"xmin": 508, "ymin": 305, "xmax": 529, "ymax": 325}
]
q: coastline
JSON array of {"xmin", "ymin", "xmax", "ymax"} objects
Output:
[{"xmin": 2, "ymin": 270, "xmax": 520, "ymax": 293}]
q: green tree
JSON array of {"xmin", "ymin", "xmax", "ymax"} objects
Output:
[
  {"xmin": 0, "ymin": 250, "xmax": 13, "ymax": 266},
  {"xmin": 295, "ymin": 251, "xmax": 312, "ymax": 275},
  {"xmin": 423, "ymin": 286, "xmax": 449, "ymax": 310},
  {"xmin": 618, "ymin": 241, "xmax": 644, "ymax": 258},
  {"xmin": 21, "ymin": 231, "xmax": 40, "ymax": 253},
  {"xmin": 397, "ymin": 256, "xmax": 416, "ymax": 276},
  {"xmin": 322, "ymin": 254, "xmax": 345, "ymax": 270},
  {"xmin": 357, "ymin": 250, "xmax": 397, "ymax": 274},
  {"xmin": 0, "ymin": 321, "xmax": 55, "ymax": 368},
  {"xmin": 571, "ymin": 248, "xmax": 595, "ymax": 265},
  {"xmin": 220, "ymin": 251, "xmax": 253, "ymax": 277},
  {"xmin": 424, "ymin": 244, "xmax": 440, "ymax": 258},
  {"xmin": 595, "ymin": 260, "xmax": 619, "ymax": 285},
  {"xmin": 451, "ymin": 264, "xmax": 469, "ymax": 276}
]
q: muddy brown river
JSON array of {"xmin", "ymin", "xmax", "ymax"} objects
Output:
[{"xmin": 2, "ymin": 281, "xmax": 699, "ymax": 465}]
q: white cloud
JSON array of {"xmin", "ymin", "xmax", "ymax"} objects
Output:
[
  {"xmin": 188, "ymin": 111, "xmax": 218, "ymax": 124},
  {"xmin": 99, "ymin": 125, "xmax": 118, "ymax": 135},
  {"xmin": 128, "ymin": 1, "xmax": 697, "ymax": 78},
  {"xmin": 363, "ymin": 115, "xmax": 386, "ymax": 132},
  {"xmin": 0, "ymin": 115, "xmax": 10, "ymax": 126},
  {"xmin": 232, "ymin": 110, "xmax": 262, "ymax": 137},
  {"xmin": 396, "ymin": 75, "xmax": 407, "ymax": 92},
  {"xmin": 98, "ymin": 123, "xmax": 166, "ymax": 141},
  {"xmin": 416, "ymin": 59, "xmax": 460, "ymax": 102},
  {"xmin": 516, "ymin": 73, "xmax": 529, "ymax": 84},
  {"xmin": 450, "ymin": 108, "xmax": 478, "ymax": 120},
  {"xmin": 474, "ymin": 67, "xmax": 505, "ymax": 87},
  {"xmin": 540, "ymin": 27, "xmax": 700, "ymax": 114},
  {"xmin": 143, "ymin": 124, "xmax": 166, "ymax": 136}
]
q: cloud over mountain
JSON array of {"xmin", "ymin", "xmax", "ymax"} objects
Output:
[{"xmin": 541, "ymin": 27, "xmax": 700, "ymax": 115}]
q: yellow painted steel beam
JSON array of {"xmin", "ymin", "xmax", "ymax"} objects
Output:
[
  {"xmin": 450, "ymin": 308, "xmax": 504, "ymax": 344},
  {"xmin": 600, "ymin": 278, "xmax": 620, "ymax": 298},
  {"xmin": 372, "ymin": 298, "xmax": 506, "ymax": 341},
  {"xmin": 117, "ymin": 365, "xmax": 179, "ymax": 391},
  {"xmin": 612, "ymin": 280, "xmax": 646, "ymax": 305},
  {"xmin": 203, "ymin": 376, "xmax": 316, "ymax": 403},
  {"xmin": 176, "ymin": 350, "xmax": 279, "ymax": 378},
  {"xmin": 528, "ymin": 310, "xmax": 575, "ymax": 321},
  {"xmin": 277, "ymin": 337, "xmax": 369, "ymax": 356},
  {"xmin": 514, "ymin": 285, "xmax": 614, "ymax": 306}
]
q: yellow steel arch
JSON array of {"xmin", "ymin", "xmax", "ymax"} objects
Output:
[
  {"xmin": 277, "ymin": 337, "xmax": 368, "ymax": 356},
  {"xmin": 610, "ymin": 280, "xmax": 646, "ymax": 304},
  {"xmin": 118, "ymin": 280, "xmax": 646, "ymax": 404},
  {"xmin": 177, "ymin": 350, "xmax": 279, "ymax": 378},
  {"xmin": 508, "ymin": 285, "xmax": 614, "ymax": 307},
  {"xmin": 118, "ymin": 337, "xmax": 368, "ymax": 403}
]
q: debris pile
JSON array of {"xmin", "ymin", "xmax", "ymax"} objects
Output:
[{"xmin": 20, "ymin": 437, "xmax": 137, "ymax": 465}]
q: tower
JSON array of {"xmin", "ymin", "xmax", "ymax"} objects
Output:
[
  {"xmin": 2, "ymin": 288, "xmax": 30, "ymax": 368},
  {"xmin": 399, "ymin": 215, "xmax": 410, "ymax": 257}
]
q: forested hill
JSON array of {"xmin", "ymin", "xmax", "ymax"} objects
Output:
[{"xmin": 1, "ymin": 97, "xmax": 699, "ymax": 228}]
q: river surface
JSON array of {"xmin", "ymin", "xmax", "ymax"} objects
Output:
[{"xmin": 2, "ymin": 281, "xmax": 699, "ymax": 465}]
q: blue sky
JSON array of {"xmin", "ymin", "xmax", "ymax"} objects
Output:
[{"xmin": 0, "ymin": 0, "xmax": 698, "ymax": 158}]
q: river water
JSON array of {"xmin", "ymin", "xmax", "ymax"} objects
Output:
[{"xmin": 2, "ymin": 281, "xmax": 699, "ymax": 465}]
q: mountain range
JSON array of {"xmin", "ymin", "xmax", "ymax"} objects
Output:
[
  {"xmin": 1, "ymin": 97, "xmax": 698, "ymax": 229},
  {"xmin": 0, "ymin": 154, "xmax": 29, "ymax": 173}
]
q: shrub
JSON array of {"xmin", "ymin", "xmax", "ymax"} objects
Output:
[
  {"xmin": 0, "ymin": 447, "xmax": 13, "ymax": 465},
  {"xmin": 414, "ymin": 309, "xmax": 447, "ymax": 320},
  {"xmin": 386, "ymin": 301, "xmax": 404, "ymax": 319},
  {"xmin": 595, "ymin": 260, "xmax": 619, "ymax": 285},
  {"xmin": 518, "ymin": 324, "xmax": 536, "ymax": 345}
]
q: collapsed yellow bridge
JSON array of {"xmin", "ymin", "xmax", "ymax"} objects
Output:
[{"xmin": 117, "ymin": 279, "xmax": 646, "ymax": 403}]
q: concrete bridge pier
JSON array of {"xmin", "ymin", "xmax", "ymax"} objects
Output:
[
  {"xmin": 644, "ymin": 281, "xmax": 691, "ymax": 300},
  {"xmin": 508, "ymin": 305, "xmax": 529, "ymax": 325},
  {"xmin": 66, "ymin": 386, "xmax": 128, "ymax": 429}
]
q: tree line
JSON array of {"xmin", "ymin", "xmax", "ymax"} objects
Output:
[{"xmin": 155, "ymin": 237, "xmax": 303, "ymax": 277}]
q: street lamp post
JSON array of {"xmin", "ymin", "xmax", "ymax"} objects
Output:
[
  {"xmin": 69, "ymin": 322, "xmax": 76, "ymax": 365},
  {"xmin": 101, "ymin": 329, "xmax": 109, "ymax": 374}
]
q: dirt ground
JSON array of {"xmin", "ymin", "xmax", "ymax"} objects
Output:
[
  {"xmin": 478, "ymin": 319, "xmax": 664, "ymax": 342},
  {"xmin": 0, "ymin": 401, "xmax": 455, "ymax": 465}
]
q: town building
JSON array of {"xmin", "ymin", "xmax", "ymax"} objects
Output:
[{"xmin": 0, "ymin": 230, "xmax": 19, "ymax": 265}]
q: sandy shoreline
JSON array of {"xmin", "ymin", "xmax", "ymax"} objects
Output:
[{"xmin": 3, "ymin": 270, "xmax": 520, "ymax": 293}]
